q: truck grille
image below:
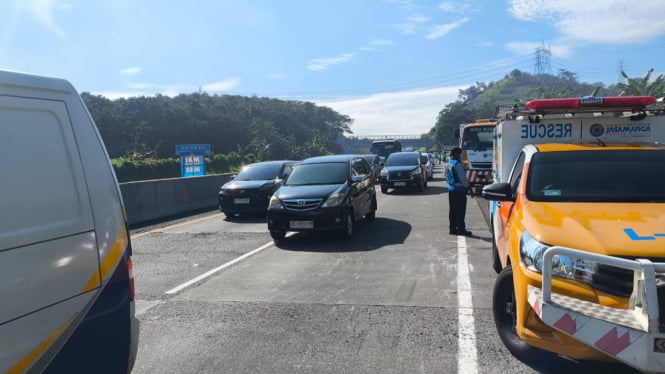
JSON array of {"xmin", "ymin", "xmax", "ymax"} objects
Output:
[
  {"xmin": 591, "ymin": 256, "xmax": 665, "ymax": 297},
  {"xmin": 283, "ymin": 198, "xmax": 322, "ymax": 211}
]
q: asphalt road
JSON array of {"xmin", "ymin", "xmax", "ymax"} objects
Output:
[{"xmin": 129, "ymin": 163, "xmax": 638, "ymax": 374}]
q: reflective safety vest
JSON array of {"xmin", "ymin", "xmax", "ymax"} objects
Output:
[{"xmin": 446, "ymin": 159, "xmax": 461, "ymax": 191}]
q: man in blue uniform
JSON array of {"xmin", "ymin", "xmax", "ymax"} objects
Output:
[{"xmin": 446, "ymin": 147, "xmax": 472, "ymax": 236}]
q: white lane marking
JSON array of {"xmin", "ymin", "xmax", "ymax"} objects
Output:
[
  {"xmin": 457, "ymin": 235, "xmax": 478, "ymax": 374},
  {"xmin": 165, "ymin": 240, "xmax": 274, "ymax": 294}
]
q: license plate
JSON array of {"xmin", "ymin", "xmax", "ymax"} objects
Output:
[
  {"xmin": 394, "ymin": 182, "xmax": 406, "ymax": 186},
  {"xmin": 290, "ymin": 220, "xmax": 313, "ymax": 229},
  {"xmin": 234, "ymin": 198, "xmax": 250, "ymax": 204}
]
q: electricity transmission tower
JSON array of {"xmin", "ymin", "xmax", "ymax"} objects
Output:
[{"xmin": 534, "ymin": 44, "xmax": 551, "ymax": 98}]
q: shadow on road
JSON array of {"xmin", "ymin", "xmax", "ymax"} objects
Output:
[{"xmin": 274, "ymin": 217, "xmax": 411, "ymax": 252}]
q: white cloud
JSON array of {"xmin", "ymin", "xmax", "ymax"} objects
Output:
[
  {"xmin": 27, "ymin": 0, "xmax": 69, "ymax": 38},
  {"xmin": 120, "ymin": 67, "xmax": 141, "ymax": 75},
  {"xmin": 507, "ymin": 0, "xmax": 665, "ymax": 44},
  {"xmin": 505, "ymin": 41, "xmax": 573, "ymax": 58},
  {"xmin": 315, "ymin": 85, "xmax": 464, "ymax": 135},
  {"xmin": 359, "ymin": 38, "xmax": 395, "ymax": 52},
  {"xmin": 426, "ymin": 17, "xmax": 469, "ymax": 39},
  {"xmin": 202, "ymin": 78, "xmax": 241, "ymax": 92},
  {"xmin": 439, "ymin": 1, "xmax": 475, "ymax": 13},
  {"xmin": 307, "ymin": 53, "xmax": 354, "ymax": 71},
  {"xmin": 396, "ymin": 15, "xmax": 430, "ymax": 34}
]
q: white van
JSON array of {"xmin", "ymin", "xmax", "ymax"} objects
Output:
[{"xmin": 0, "ymin": 70, "xmax": 139, "ymax": 373}]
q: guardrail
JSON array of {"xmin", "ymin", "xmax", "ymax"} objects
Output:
[{"xmin": 119, "ymin": 174, "xmax": 234, "ymax": 226}]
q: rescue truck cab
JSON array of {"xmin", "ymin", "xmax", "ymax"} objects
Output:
[
  {"xmin": 482, "ymin": 96, "xmax": 665, "ymax": 373},
  {"xmin": 457, "ymin": 119, "xmax": 496, "ymax": 195}
]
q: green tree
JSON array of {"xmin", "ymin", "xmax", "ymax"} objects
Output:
[{"xmin": 617, "ymin": 68, "xmax": 665, "ymax": 97}]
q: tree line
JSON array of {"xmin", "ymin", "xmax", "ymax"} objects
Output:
[{"xmin": 82, "ymin": 93, "xmax": 353, "ymax": 161}]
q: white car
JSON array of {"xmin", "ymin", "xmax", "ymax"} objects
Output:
[{"xmin": 419, "ymin": 152, "xmax": 433, "ymax": 181}]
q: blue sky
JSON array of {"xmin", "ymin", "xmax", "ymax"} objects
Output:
[{"xmin": 2, "ymin": 0, "xmax": 665, "ymax": 135}]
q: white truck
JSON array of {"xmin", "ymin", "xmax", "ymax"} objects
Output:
[
  {"xmin": 457, "ymin": 119, "xmax": 496, "ymax": 195},
  {"xmin": 482, "ymin": 96, "xmax": 665, "ymax": 372}
]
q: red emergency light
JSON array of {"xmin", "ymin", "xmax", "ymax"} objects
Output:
[{"xmin": 525, "ymin": 96, "xmax": 656, "ymax": 111}]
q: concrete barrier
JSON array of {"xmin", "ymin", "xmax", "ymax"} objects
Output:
[{"xmin": 119, "ymin": 174, "xmax": 234, "ymax": 226}]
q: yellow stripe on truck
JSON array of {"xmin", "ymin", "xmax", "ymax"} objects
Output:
[
  {"xmin": 7, "ymin": 317, "xmax": 74, "ymax": 374},
  {"xmin": 82, "ymin": 226, "xmax": 128, "ymax": 293}
]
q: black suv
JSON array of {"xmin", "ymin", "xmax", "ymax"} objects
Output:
[
  {"xmin": 379, "ymin": 151, "xmax": 427, "ymax": 193},
  {"xmin": 266, "ymin": 155, "xmax": 378, "ymax": 241},
  {"xmin": 218, "ymin": 160, "xmax": 298, "ymax": 217}
]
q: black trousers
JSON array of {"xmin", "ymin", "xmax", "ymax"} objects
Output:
[{"xmin": 448, "ymin": 189, "xmax": 467, "ymax": 232}]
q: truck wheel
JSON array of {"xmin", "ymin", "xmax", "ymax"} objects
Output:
[{"xmin": 493, "ymin": 266, "xmax": 550, "ymax": 361}]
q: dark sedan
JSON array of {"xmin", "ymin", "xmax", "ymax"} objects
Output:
[
  {"xmin": 218, "ymin": 160, "xmax": 298, "ymax": 217},
  {"xmin": 379, "ymin": 151, "xmax": 427, "ymax": 193}
]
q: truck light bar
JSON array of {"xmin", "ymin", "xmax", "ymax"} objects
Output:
[{"xmin": 525, "ymin": 96, "xmax": 656, "ymax": 111}]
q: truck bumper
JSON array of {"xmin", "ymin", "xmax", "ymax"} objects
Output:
[{"xmin": 527, "ymin": 247, "xmax": 665, "ymax": 373}]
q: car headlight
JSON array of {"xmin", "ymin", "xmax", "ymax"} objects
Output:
[
  {"xmin": 380, "ymin": 168, "xmax": 388, "ymax": 177},
  {"xmin": 410, "ymin": 168, "xmax": 421, "ymax": 177},
  {"xmin": 520, "ymin": 231, "xmax": 597, "ymax": 283},
  {"xmin": 268, "ymin": 195, "xmax": 283, "ymax": 210},
  {"xmin": 322, "ymin": 192, "xmax": 345, "ymax": 207}
]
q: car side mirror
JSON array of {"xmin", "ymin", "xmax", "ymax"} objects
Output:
[
  {"xmin": 351, "ymin": 175, "xmax": 364, "ymax": 183},
  {"xmin": 481, "ymin": 182, "xmax": 514, "ymax": 201}
]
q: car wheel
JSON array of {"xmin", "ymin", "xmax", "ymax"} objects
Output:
[
  {"xmin": 223, "ymin": 212, "xmax": 235, "ymax": 219},
  {"xmin": 493, "ymin": 266, "xmax": 551, "ymax": 361},
  {"xmin": 381, "ymin": 185, "xmax": 388, "ymax": 193},
  {"xmin": 341, "ymin": 210, "xmax": 354, "ymax": 239},
  {"xmin": 418, "ymin": 179, "xmax": 425, "ymax": 192},
  {"xmin": 270, "ymin": 230, "xmax": 286, "ymax": 241}
]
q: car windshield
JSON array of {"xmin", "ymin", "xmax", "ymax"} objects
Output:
[
  {"xmin": 527, "ymin": 150, "xmax": 665, "ymax": 202},
  {"xmin": 385, "ymin": 153, "xmax": 419, "ymax": 167},
  {"xmin": 285, "ymin": 162, "xmax": 348, "ymax": 186},
  {"xmin": 234, "ymin": 163, "xmax": 283, "ymax": 181}
]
